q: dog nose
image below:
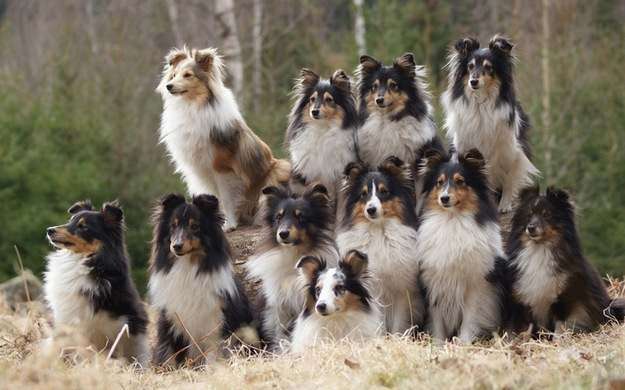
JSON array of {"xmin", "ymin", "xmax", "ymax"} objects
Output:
[
  {"xmin": 278, "ymin": 230, "xmax": 289, "ymax": 239},
  {"xmin": 527, "ymin": 224, "xmax": 537, "ymax": 235},
  {"xmin": 470, "ymin": 79, "xmax": 479, "ymax": 88},
  {"xmin": 366, "ymin": 206, "xmax": 377, "ymax": 216},
  {"xmin": 316, "ymin": 303, "xmax": 327, "ymax": 314},
  {"xmin": 440, "ymin": 195, "xmax": 450, "ymax": 205},
  {"xmin": 172, "ymin": 243, "xmax": 183, "ymax": 252},
  {"xmin": 311, "ymin": 109, "xmax": 320, "ymax": 118},
  {"xmin": 375, "ymin": 97, "xmax": 385, "ymax": 106},
  {"xmin": 46, "ymin": 227, "xmax": 56, "ymax": 235},
  {"xmin": 166, "ymin": 84, "xmax": 174, "ymax": 91}
]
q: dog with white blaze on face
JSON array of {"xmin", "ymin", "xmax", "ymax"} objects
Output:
[
  {"xmin": 290, "ymin": 250, "xmax": 382, "ymax": 353},
  {"xmin": 336, "ymin": 156, "xmax": 425, "ymax": 335},
  {"xmin": 416, "ymin": 148, "xmax": 506, "ymax": 343},
  {"xmin": 441, "ymin": 35, "xmax": 539, "ymax": 213},
  {"xmin": 157, "ymin": 46, "xmax": 290, "ymax": 231}
]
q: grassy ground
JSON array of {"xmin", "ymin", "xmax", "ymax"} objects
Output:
[{"xmin": 1, "ymin": 285, "xmax": 624, "ymax": 389}]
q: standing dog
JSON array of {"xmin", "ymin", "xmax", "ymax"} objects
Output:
[
  {"xmin": 149, "ymin": 194, "xmax": 258, "ymax": 367},
  {"xmin": 285, "ymin": 68, "xmax": 358, "ymax": 197},
  {"xmin": 336, "ymin": 157, "xmax": 424, "ymax": 334},
  {"xmin": 157, "ymin": 47, "xmax": 290, "ymax": 230},
  {"xmin": 290, "ymin": 250, "xmax": 382, "ymax": 353},
  {"xmin": 44, "ymin": 201, "xmax": 148, "ymax": 365},
  {"xmin": 441, "ymin": 35, "xmax": 539, "ymax": 212},
  {"xmin": 245, "ymin": 184, "xmax": 338, "ymax": 350},
  {"xmin": 505, "ymin": 186, "xmax": 625, "ymax": 333},
  {"xmin": 417, "ymin": 149, "xmax": 505, "ymax": 343}
]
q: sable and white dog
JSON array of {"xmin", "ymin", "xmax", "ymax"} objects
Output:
[
  {"xmin": 245, "ymin": 184, "xmax": 339, "ymax": 350},
  {"xmin": 441, "ymin": 36, "xmax": 539, "ymax": 212},
  {"xmin": 336, "ymin": 157, "xmax": 425, "ymax": 334},
  {"xmin": 290, "ymin": 250, "xmax": 382, "ymax": 353},
  {"xmin": 285, "ymin": 68, "xmax": 358, "ymax": 198},
  {"xmin": 157, "ymin": 47, "xmax": 290, "ymax": 230},
  {"xmin": 44, "ymin": 201, "xmax": 149, "ymax": 365},
  {"xmin": 417, "ymin": 148, "xmax": 505, "ymax": 343}
]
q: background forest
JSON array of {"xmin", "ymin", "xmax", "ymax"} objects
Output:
[{"xmin": 0, "ymin": 0, "xmax": 624, "ymax": 291}]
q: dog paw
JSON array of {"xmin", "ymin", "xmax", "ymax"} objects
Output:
[
  {"xmin": 223, "ymin": 220, "xmax": 238, "ymax": 232},
  {"xmin": 498, "ymin": 203, "xmax": 513, "ymax": 214}
]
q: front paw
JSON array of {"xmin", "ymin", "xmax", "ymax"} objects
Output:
[
  {"xmin": 498, "ymin": 201, "xmax": 513, "ymax": 214},
  {"xmin": 223, "ymin": 220, "xmax": 238, "ymax": 232}
]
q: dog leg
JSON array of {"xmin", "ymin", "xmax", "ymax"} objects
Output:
[
  {"xmin": 214, "ymin": 173, "xmax": 244, "ymax": 231},
  {"xmin": 499, "ymin": 154, "xmax": 538, "ymax": 213}
]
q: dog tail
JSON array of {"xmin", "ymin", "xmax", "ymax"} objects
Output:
[{"xmin": 605, "ymin": 298, "xmax": 625, "ymax": 322}]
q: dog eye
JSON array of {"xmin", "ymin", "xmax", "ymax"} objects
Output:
[
  {"xmin": 190, "ymin": 223, "xmax": 199, "ymax": 231},
  {"xmin": 334, "ymin": 285, "xmax": 345, "ymax": 295},
  {"xmin": 360, "ymin": 191, "xmax": 368, "ymax": 199},
  {"xmin": 315, "ymin": 287, "xmax": 321, "ymax": 296},
  {"xmin": 437, "ymin": 179, "xmax": 444, "ymax": 187},
  {"xmin": 183, "ymin": 73, "xmax": 192, "ymax": 78},
  {"xmin": 468, "ymin": 63, "xmax": 475, "ymax": 70},
  {"xmin": 325, "ymin": 96, "xmax": 334, "ymax": 104},
  {"xmin": 484, "ymin": 64, "xmax": 492, "ymax": 72},
  {"xmin": 309, "ymin": 95, "xmax": 316, "ymax": 103},
  {"xmin": 371, "ymin": 84, "xmax": 378, "ymax": 91},
  {"xmin": 455, "ymin": 178, "xmax": 465, "ymax": 186},
  {"xmin": 379, "ymin": 188, "xmax": 389, "ymax": 196},
  {"xmin": 389, "ymin": 82, "xmax": 398, "ymax": 91}
]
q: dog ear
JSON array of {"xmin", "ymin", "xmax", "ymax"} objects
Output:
[
  {"xmin": 68, "ymin": 200, "xmax": 93, "ymax": 214},
  {"xmin": 340, "ymin": 250, "xmax": 368, "ymax": 277},
  {"xmin": 304, "ymin": 183, "xmax": 330, "ymax": 206},
  {"xmin": 195, "ymin": 48, "xmax": 217, "ymax": 72},
  {"xmin": 165, "ymin": 48, "xmax": 187, "ymax": 68},
  {"xmin": 299, "ymin": 68, "xmax": 319, "ymax": 89},
  {"xmin": 546, "ymin": 186, "xmax": 571, "ymax": 207},
  {"xmin": 296, "ymin": 255, "xmax": 325, "ymax": 282},
  {"xmin": 193, "ymin": 194, "xmax": 219, "ymax": 214},
  {"xmin": 102, "ymin": 201, "xmax": 123, "ymax": 226},
  {"xmin": 518, "ymin": 185, "xmax": 540, "ymax": 205},
  {"xmin": 330, "ymin": 69, "xmax": 350, "ymax": 93},
  {"xmin": 393, "ymin": 52, "xmax": 416, "ymax": 75},
  {"xmin": 454, "ymin": 37, "xmax": 480, "ymax": 58},
  {"xmin": 489, "ymin": 35, "xmax": 513, "ymax": 55},
  {"xmin": 262, "ymin": 185, "xmax": 287, "ymax": 209},
  {"xmin": 359, "ymin": 55, "xmax": 381, "ymax": 73},
  {"xmin": 379, "ymin": 155, "xmax": 411, "ymax": 180},
  {"xmin": 343, "ymin": 161, "xmax": 366, "ymax": 184},
  {"xmin": 460, "ymin": 149, "xmax": 486, "ymax": 171},
  {"xmin": 418, "ymin": 148, "xmax": 445, "ymax": 176},
  {"xmin": 159, "ymin": 193, "xmax": 186, "ymax": 211}
]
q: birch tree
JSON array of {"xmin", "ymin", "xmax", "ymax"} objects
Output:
[{"xmin": 215, "ymin": 0, "xmax": 243, "ymax": 99}]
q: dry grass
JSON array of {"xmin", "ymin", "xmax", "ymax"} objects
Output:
[{"xmin": 1, "ymin": 294, "xmax": 624, "ymax": 389}]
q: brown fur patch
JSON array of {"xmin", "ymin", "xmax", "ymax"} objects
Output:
[
  {"xmin": 212, "ymin": 145, "xmax": 236, "ymax": 173},
  {"xmin": 53, "ymin": 227, "xmax": 102, "ymax": 255},
  {"xmin": 340, "ymin": 291, "xmax": 366, "ymax": 312},
  {"xmin": 352, "ymin": 202, "xmax": 369, "ymax": 225},
  {"xmin": 381, "ymin": 197, "xmax": 405, "ymax": 220}
]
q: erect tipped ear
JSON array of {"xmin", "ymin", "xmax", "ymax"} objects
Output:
[
  {"xmin": 330, "ymin": 69, "xmax": 350, "ymax": 93},
  {"xmin": 518, "ymin": 185, "xmax": 540, "ymax": 205},
  {"xmin": 262, "ymin": 185, "xmax": 285, "ymax": 199},
  {"xmin": 546, "ymin": 186, "xmax": 571, "ymax": 205},
  {"xmin": 359, "ymin": 55, "xmax": 381, "ymax": 73},
  {"xmin": 165, "ymin": 48, "xmax": 187, "ymax": 68},
  {"xmin": 418, "ymin": 148, "xmax": 446, "ymax": 176},
  {"xmin": 340, "ymin": 250, "xmax": 368, "ymax": 277},
  {"xmin": 454, "ymin": 37, "xmax": 480, "ymax": 57},
  {"xmin": 68, "ymin": 200, "xmax": 93, "ymax": 214},
  {"xmin": 193, "ymin": 194, "xmax": 220, "ymax": 215},
  {"xmin": 393, "ymin": 52, "xmax": 416, "ymax": 75},
  {"xmin": 299, "ymin": 68, "xmax": 319, "ymax": 89},
  {"xmin": 304, "ymin": 183, "xmax": 330, "ymax": 206},
  {"xmin": 344, "ymin": 161, "xmax": 366, "ymax": 184},
  {"xmin": 195, "ymin": 48, "xmax": 217, "ymax": 72},
  {"xmin": 296, "ymin": 255, "xmax": 325, "ymax": 281},
  {"xmin": 489, "ymin": 35, "xmax": 513, "ymax": 55},
  {"xmin": 102, "ymin": 201, "xmax": 123, "ymax": 226},
  {"xmin": 160, "ymin": 193, "xmax": 186, "ymax": 211},
  {"xmin": 460, "ymin": 148, "xmax": 486, "ymax": 171}
]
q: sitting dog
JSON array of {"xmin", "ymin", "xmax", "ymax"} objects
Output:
[{"xmin": 44, "ymin": 201, "xmax": 149, "ymax": 365}]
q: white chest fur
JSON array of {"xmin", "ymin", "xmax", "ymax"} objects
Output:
[
  {"xmin": 149, "ymin": 259, "xmax": 237, "ymax": 355},
  {"xmin": 513, "ymin": 243, "xmax": 567, "ymax": 326},
  {"xmin": 289, "ymin": 122, "xmax": 355, "ymax": 192},
  {"xmin": 358, "ymin": 113, "xmax": 436, "ymax": 167}
]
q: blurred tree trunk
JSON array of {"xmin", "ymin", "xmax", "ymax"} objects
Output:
[
  {"xmin": 542, "ymin": 0, "xmax": 552, "ymax": 180},
  {"xmin": 166, "ymin": 0, "xmax": 183, "ymax": 46},
  {"xmin": 85, "ymin": 0, "xmax": 99, "ymax": 55},
  {"xmin": 353, "ymin": 0, "xmax": 366, "ymax": 55},
  {"xmin": 215, "ymin": 0, "xmax": 243, "ymax": 99},
  {"xmin": 252, "ymin": 0, "xmax": 263, "ymax": 112}
]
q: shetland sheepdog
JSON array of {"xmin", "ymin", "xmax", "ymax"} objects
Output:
[
  {"xmin": 157, "ymin": 47, "xmax": 290, "ymax": 230},
  {"xmin": 245, "ymin": 184, "xmax": 339, "ymax": 350},
  {"xmin": 149, "ymin": 194, "xmax": 258, "ymax": 367},
  {"xmin": 44, "ymin": 201, "xmax": 148, "ymax": 365},
  {"xmin": 441, "ymin": 35, "xmax": 539, "ymax": 212},
  {"xmin": 355, "ymin": 52, "xmax": 442, "ymax": 169},
  {"xmin": 336, "ymin": 156, "xmax": 424, "ymax": 334},
  {"xmin": 285, "ymin": 68, "xmax": 358, "ymax": 197},
  {"xmin": 290, "ymin": 250, "xmax": 382, "ymax": 353},
  {"xmin": 416, "ymin": 148, "xmax": 505, "ymax": 343},
  {"xmin": 505, "ymin": 186, "xmax": 625, "ymax": 334}
]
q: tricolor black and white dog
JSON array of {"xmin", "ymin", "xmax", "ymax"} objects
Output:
[
  {"xmin": 290, "ymin": 250, "xmax": 382, "ymax": 353},
  {"xmin": 336, "ymin": 157, "xmax": 424, "ymax": 334},
  {"xmin": 44, "ymin": 201, "xmax": 149, "ymax": 365},
  {"xmin": 149, "ymin": 194, "xmax": 258, "ymax": 367},
  {"xmin": 245, "ymin": 184, "xmax": 339, "ymax": 350},
  {"xmin": 504, "ymin": 186, "xmax": 625, "ymax": 334},
  {"xmin": 416, "ymin": 149, "xmax": 505, "ymax": 343},
  {"xmin": 441, "ymin": 35, "xmax": 539, "ymax": 212},
  {"xmin": 285, "ymin": 68, "xmax": 358, "ymax": 197}
]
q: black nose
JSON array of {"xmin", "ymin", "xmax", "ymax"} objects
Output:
[
  {"xmin": 311, "ymin": 109, "xmax": 320, "ymax": 118},
  {"xmin": 527, "ymin": 224, "xmax": 537, "ymax": 234},
  {"xmin": 470, "ymin": 79, "xmax": 479, "ymax": 87},
  {"xmin": 278, "ymin": 230, "xmax": 289, "ymax": 239},
  {"xmin": 166, "ymin": 84, "xmax": 174, "ymax": 91},
  {"xmin": 366, "ymin": 206, "xmax": 377, "ymax": 216},
  {"xmin": 172, "ymin": 243, "xmax": 183, "ymax": 252},
  {"xmin": 440, "ymin": 195, "xmax": 450, "ymax": 204},
  {"xmin": 46, "ymin": 227, "xmax": 56, "ymax": 235},
  {"xmin": 316, "ymin": 303, "xmax": 327, "ymax": 314},
  {"xmin": 375, "ymin": 97, "xmax": 385, "ymax": 106}
]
